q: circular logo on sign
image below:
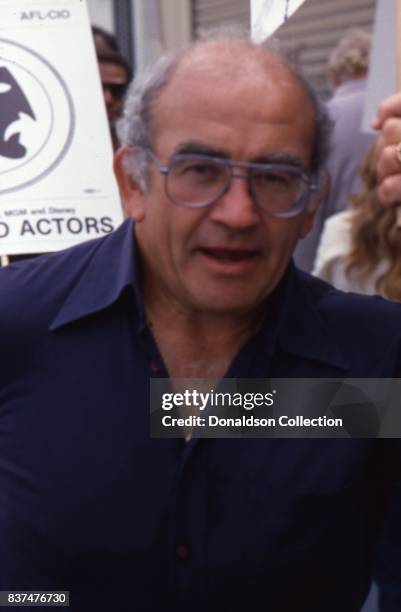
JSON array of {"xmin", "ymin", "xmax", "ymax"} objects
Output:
[{"xmin": 0, "ymin": 38, "xmax": 74, "ymax": 195}]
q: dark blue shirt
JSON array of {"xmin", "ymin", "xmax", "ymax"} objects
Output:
[{"xmin": 1, "ymin": 220, "xmax": 401, "ymax": 611}]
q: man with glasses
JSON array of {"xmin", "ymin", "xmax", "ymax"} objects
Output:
[{"xmin": 1, "ymin": 35, "xmax": 401, "ymax": 611}]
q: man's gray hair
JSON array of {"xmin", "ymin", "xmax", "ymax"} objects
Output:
[
  {"xmin": 116, "ymin": 35, "xmax": 332, "ymax": 190},
  {"xmin": 116, "ymin": 50, "xmax": 183, "ymax": 191}
]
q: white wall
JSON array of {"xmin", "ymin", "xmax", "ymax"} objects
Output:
[
  {"xmin": 86, "ymin": 0, "xmax": 114, "ymax": 33},
  {"xmin": 133, "ymin": 0, "xmax": 192, "ymax": 71}
]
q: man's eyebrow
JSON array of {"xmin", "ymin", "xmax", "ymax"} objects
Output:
[
  {"xmin": 171, "ymin": 142, "xmax": 230, "ymax": 159},
  {"xmin": 253, "ymin": 153, "xmax": 307, "ymax": 171}
]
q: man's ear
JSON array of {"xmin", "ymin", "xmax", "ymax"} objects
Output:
[
  {"xmin": 114, "ymin": 146, "xmax": 146, "ymax": 222},
  {"xmin": 300, "ymin": 171, "xmax": 330, "ymax": 238}
]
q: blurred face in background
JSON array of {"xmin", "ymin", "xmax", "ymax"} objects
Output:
[{"xmin": 99, "ymin": 61, "xmax": 129, "ymax": 125}]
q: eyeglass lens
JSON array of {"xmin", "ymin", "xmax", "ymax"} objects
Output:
[{"xmin": 166, "ymin": 157, "xmax": 308, "ymax": 215}]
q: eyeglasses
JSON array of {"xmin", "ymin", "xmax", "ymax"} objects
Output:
[
  {"xmin": 102, "ymin": 82, "xmax": 128, "ymax": 98},
  {"xmin": 145, "ymin": 149, "xmax": 318, "ymax": 218}
]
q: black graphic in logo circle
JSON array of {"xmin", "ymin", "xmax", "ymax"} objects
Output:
[{"xmin": 0, "ymin": 38, "xmax": 75, "ymax": 194}]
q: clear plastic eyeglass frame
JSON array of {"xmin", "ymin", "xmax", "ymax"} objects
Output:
[{"xmin": 144, "ymin": 148, "xmax": 318, "ymax": 218}]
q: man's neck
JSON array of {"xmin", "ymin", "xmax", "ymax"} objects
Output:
[{"xmin": 145, "ymin": 297, "xmax": 263, "ymax": 379}]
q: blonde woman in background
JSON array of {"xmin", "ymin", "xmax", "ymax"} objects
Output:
[{"xmin": 313, "ymin": 144, "xmax": 401, "ymax": 301}]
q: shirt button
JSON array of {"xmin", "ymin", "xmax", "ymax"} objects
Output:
[{"xmin": 176, "ymin": 544, "xmax": 189, "ymax": 560}]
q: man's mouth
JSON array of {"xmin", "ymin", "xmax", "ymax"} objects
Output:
[
  {"xmin": 197, "ymin": 247, "xmax": 260, "ymax": 274},
  {"xmin": 199, "ymin": 248, "xmax": 257, "ymax": 262}
]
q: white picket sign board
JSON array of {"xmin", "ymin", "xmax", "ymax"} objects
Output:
[{"xmin": 0, "ymin": 0, "xmax": 123, "ymax": 255}]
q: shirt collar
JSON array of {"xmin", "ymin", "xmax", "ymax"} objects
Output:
[
  {"xmin": 274, "ymin": 263, "xmax": 349, "ymax": 371},
  {"xmin": 50, "ymin": 219, "xmax": 143, "ymax": 330},
  {"xmin": 50, "ymin": 223, "xmax": 349, "ymax": 371}
]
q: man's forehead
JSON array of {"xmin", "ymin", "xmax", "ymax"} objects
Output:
[
  {"xmin": 174, "ymin": 40, "xmax": 290, "ymax": 85},
  {"xmin": 152, "ymin": 41, "xmax": 309, "ymax": 122},
  {"xmin": 151, "ymin": 40, "xmax": 314, "ymax": 147}
]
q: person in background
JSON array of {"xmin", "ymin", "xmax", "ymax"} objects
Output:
[
  {"xmin": 91, "ymin": 25, "xmax": 132, "ymax": 150},
  {"xmin": 97, "ymin": 49, "xmax": 132, "ymax": 150},
  {"xmin": 313, "ymin": 144, "xmax": 401, "ymax": 300},
  {"xmin": 295, "ymin": 28, "xmax": 375, "ymax": 272}
]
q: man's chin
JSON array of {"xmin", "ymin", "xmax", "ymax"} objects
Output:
[{"xmin": 188, "ymin": 289, "xmax": 268, "ymax": 318}]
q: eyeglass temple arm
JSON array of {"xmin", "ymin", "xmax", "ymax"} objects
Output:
[{"xmin": 145, "ymin": 148, "xmax": 169, "ymax": 174}]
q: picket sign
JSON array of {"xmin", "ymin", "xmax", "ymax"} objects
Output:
[{"xmin": 0, "ymin": 0, "xmax": 123, "ymax": 261}]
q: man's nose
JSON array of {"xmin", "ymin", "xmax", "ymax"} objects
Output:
[{"xmin": 208, "ymin": 174, "xmax": 260, "ymax": 229}]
